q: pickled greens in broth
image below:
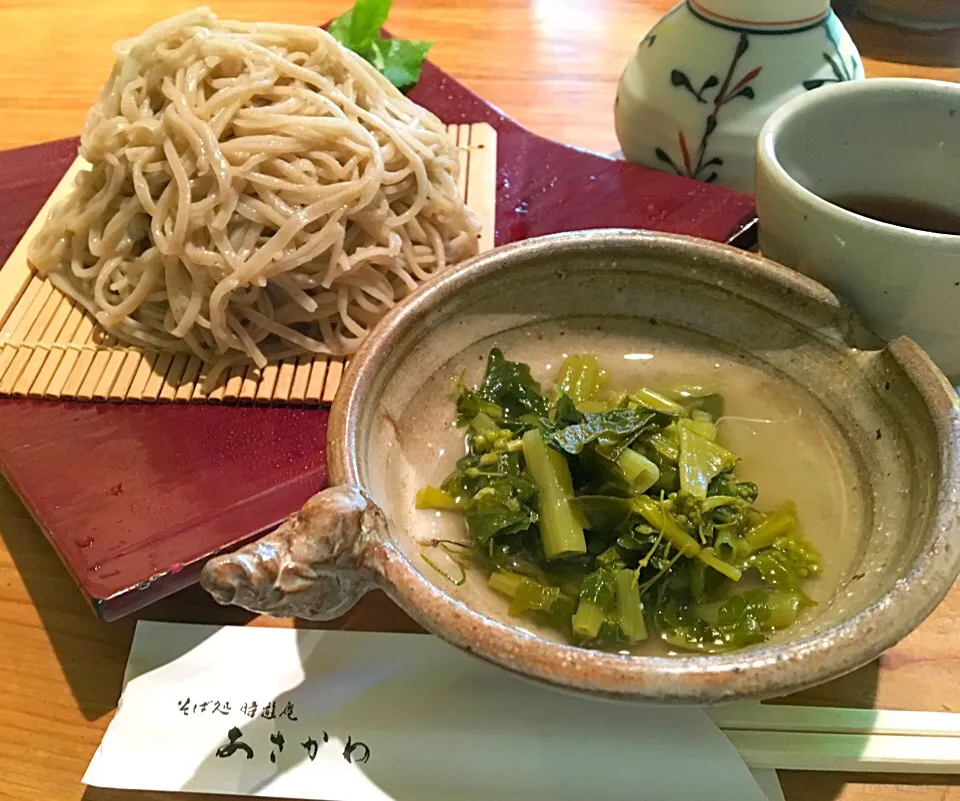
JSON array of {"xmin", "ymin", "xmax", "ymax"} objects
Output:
[{"xmin": 416, "ymin": 349, "xmax": 823, "ymax": 654}]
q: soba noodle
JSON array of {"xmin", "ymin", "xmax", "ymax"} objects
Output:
[{"xmin": 28, "ymin": 8, "xmax": 480, "ymax": 379}]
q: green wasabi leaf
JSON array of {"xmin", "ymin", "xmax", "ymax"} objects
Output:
[
  {"xmin": 763, "ymin": 590, "xmax": 805, "ymax": 629},
  {"xmin": 329, "ymin": 0, "xmax": 434, "ymax": 91},
  {"xmin": 616, "ymin": 529, "xmax": 655, "ymax": 551},
  {"xmin": 596, "ymin": 546, "xmax": 628, "ymax": 570},
  {"xmin": 451, "ymin": 377, "xmax": 502, "ymax": 428},
  {"xmin": 439, "ymin": 437, "xmax": 541, "ymax": 545},
  {"xmin": 480, "ymin": 349, "xmax": 549, "ymax": 428},
  {"xmin": 538, "ymin": 392, "xmax": 580, "ymax": 444},
  {"xmin": 554, "ymin": 393, "xmax": 582, "ymax": 426},
  {"xmin": 329, "ymin": 0, "xmax": 392, "ymax": 53},
  {"xmin": 547, "ymin": 409, "xmax": 659, "ymax": 456},
  {"xmin": 463, "ymin": 482, "xmax": 537, "ymax": 544},
  {"xmin": 482, "ymin": 532, "xmax": 551, "ymax": 579},
  {"xmin": 715, "ymin": 593, "xmax": 768, "ymax": 644},
  {"xmin": 368, "ymin": 38, "xmax": 433, "ymax": 91}
]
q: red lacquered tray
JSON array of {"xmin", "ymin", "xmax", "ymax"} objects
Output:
[{"xmin": 0, "ymin": 60, "xmax": 757, "ymax": 620}]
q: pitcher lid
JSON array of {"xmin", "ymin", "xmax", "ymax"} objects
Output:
[{"xmin": 689, "ymin": 0, "xmax": 830, "ymax": 30}]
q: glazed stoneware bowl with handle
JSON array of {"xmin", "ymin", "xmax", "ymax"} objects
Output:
[{"xmin": 200, "ymin": 230, "xmax": 960, "ymax": 704}]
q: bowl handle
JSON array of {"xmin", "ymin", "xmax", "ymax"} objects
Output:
[{"xmin": 199, "ymin": 486, "xmax": 386, "ymax": 620}]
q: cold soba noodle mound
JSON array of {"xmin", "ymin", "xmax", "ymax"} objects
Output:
[{"xmin": 28, "ymin": 9, "xmax": 479, "ymax": 377}]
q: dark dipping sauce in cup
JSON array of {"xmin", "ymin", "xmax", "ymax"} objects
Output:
[{"xmin": 830, "ymin": 193, "xmax": 960, "ymax": 236}]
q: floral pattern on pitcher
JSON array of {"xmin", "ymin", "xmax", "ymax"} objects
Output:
[
  {"xmin": 802, "ymin": 19, "xmax": 861, "ymax": 90},
  {"xmin": 614, "ymin": 0, "xmax": 865, "ymax": 192},
  {"xmin": 654, "ymin": 33, "xmax": 760, "ymax": 183}
]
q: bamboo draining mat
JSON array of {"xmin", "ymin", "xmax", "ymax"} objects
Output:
[{"xmin": 0, "ymin": 122, "xmax": 496, "ymax": 405}]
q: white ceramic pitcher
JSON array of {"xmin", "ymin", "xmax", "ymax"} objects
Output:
[{"xmin": 615, "ymin": 0, "xmax": 865, "ymax": 193}]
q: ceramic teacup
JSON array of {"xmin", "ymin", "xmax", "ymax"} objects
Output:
[{"xmin": 755, "ymin": 78, "xmax": 960, "ymax": 379}]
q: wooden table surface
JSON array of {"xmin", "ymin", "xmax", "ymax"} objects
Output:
[{"xmin": 1, "ymin": 2, "xmax": 958, "ymax": 800}]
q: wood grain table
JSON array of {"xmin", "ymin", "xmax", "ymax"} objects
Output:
[{"xmin": 0, "ymin": 2, "xmax": 958, "ymax": 800}]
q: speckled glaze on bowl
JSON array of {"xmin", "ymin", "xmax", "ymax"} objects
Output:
[{"xmin": 201, "ymin": 230, "xmax": 960, "ymax": 704}]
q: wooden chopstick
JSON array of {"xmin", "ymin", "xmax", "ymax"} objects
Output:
[
  {"xmin": 706, "ymin": 703, "xmax": 960, "ymax": 774},
  {"xmin": 727, "ymin": 730, "xmax": 960, "ymax": 774},
  {"xmin": 709, "ymin": 702, "xmax": 960, "ymax": 738}
]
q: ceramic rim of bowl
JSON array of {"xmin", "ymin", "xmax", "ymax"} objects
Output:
[
  {"xmin": 328, "ymin": 229, "xmax": 960, "ymax": 703},
  {"xmin": 757, "ymin": 77, "xmax": 960, "ymax": 242}
]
